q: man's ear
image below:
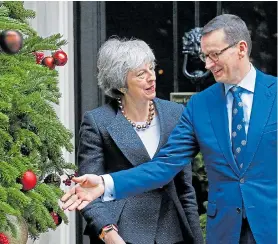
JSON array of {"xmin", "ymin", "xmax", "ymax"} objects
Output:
[{"xmin": 238, "ymin": 40, "xmax": 248, "ymax": 58}]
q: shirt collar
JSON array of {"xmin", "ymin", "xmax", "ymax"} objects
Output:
[{"xmin": 224, "ymin": 63, "xmax": 256, "ymax": 95}]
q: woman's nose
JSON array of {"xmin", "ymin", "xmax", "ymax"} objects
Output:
[{"xmin": 147, "ymin": 70, "xmax": 156, "ymax": 81}]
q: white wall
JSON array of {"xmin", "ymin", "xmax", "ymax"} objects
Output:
[{"xmin": 23, "ymin": 1, "xmax": 76, "ymax": 244}]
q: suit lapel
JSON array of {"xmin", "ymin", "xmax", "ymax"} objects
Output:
[
  {"xmin": 240, "ymin": 70, "xmax": 276, "ymax": 175},
  {"xmin": 107, "ymin": 98, "xmax": 184, "ymax": 166},
  {"xmin": 107, "ymin": 107, "xmax": 151, "ymax": 167},
  {"xmin": 153, "ymin": 99, "xmax": 168, "ymax": 154},
  {"xmin": 208, "ymin": 84, "xmax": 240, "ymax": 176}
]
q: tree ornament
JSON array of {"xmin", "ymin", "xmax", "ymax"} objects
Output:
[
  {"xmin": 41, "ymin": 56, "xmax": 56, "ymax": 70},
  {"xmin": 52, "ymin": 50, "xmax": 68, "ymax": 66},
  {"xmin": 21, "ymin": 170, "xmax": 37, "ymax": 191},
  {"xmin": 49, "ymin": 211, "xmax": 62, "ymax": 226},
  {"xmin": 44, "ymin": 173, "xmax": 61, "ymax": 187},
  {"xmin": 63, "ymin": 172, "xmax": 78, "ymax": 186},
  {"xmin": 62, "ymin": 177, "xmax": 72, "ymax": 186},
  {"xmin": 0, "ymin": 30, "xmax": 23, "ymax": 54},
  {"xmin": 0, "ymin": 233, "xmax": 9, "ymax": 244},
  {"xmin": 20, "ymin": 145, "xmax": 30, "ymax": 156},
  {"xmin": 33, "ymin": 51, "xmax": 45, "ymax": 64}
]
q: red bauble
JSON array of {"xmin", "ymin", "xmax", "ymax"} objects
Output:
[
  {"xmin": 50, "ymin": 211, "xmax": 62, "ymax": 226},
  {"xmin": 0, "ymin": 233, "xmax": 9, "ymax": 244},
  {"xmin": 0, "ymin": 30, "xmax": 23, "ymax": 54},
  {"xmin": 52, "ymin": 50, "xmax": 68, "ymax": 66},
  {"xmin": 21, "ymin": 170, "xmax": 37, "ymax": 191},
  {"xmin": 33, "ymin": 51, "xmax": 45, "ymax": 64},
  {"xmin": 41, "ymin": 56, "xmax": 56, "ymax": 70}
]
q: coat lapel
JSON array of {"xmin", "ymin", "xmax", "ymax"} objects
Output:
[
  {"xmin": 107, "ymin": 99, "xmax": 173, "ymax": 167},
  {"xmin": 153, "ymin": 99, "xmax": 168, "ymax": 154},
  {"xmin": 107, "ymin": 107, "xmax": 151, "ymax": 167},
  {"xmin": 208, "ymin": 83, "xmax": 240, "ymax": 176},
  {"xmin": 240, "ymin": 70, "xmax": 276, "ymax": 175}
]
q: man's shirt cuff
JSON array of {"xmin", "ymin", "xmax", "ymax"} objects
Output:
[{"xmin": 101, "ymin": 174, "xmax": 116, "ymax": 202}]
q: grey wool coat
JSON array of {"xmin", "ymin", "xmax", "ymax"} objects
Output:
[{"xmin": 78, "ymin": 97, "xmax": 204, "ymax": 244}]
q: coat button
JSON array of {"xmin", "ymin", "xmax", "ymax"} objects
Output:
[
  {"xmin": 240, "ymin": 178, "xmax": 245, "ymax": 183},
  {"xmin": 236, "ymin": 207, "xmax": 241, "ymax": 214}
]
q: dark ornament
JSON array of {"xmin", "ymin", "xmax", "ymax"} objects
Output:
[
  {"xmin": 20, "ymin": 145, "xmax": 30, "ymax": 156},
  {"xmin": 44, "ymin": 173, "xmax": 61, "ymax": 187},
  {"xmin": 0, "ymin": 30, "xmax": 23, "ymax": 54}
]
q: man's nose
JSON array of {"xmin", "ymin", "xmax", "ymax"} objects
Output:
[{"xmin": 205, "ymin": 57, "xmax": 215, "ymax": 70}]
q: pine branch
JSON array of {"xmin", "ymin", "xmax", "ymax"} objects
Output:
[
  {"xmin": 0, "ymin": 1, "xmax": 75, "ymax": 238},
  {"xmin": 2, "ymin": 1, "xmax": 36, "ymax": 22}
]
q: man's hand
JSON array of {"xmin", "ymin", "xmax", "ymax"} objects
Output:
[
  {"xmin": 61, "ymin": 174, "xmax": 105, "ymax": 211},
  {"xmin": 104, "ymin": 231, "xmax": 126, "ymax": 244}
]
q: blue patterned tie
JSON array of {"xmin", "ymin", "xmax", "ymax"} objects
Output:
[{"xmin": 230, "ymin": 86, "xmax": 247, "ymax": 169}]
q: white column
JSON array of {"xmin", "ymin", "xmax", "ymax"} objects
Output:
[{"xmin": 23, "ymin": 2, "xmax": 76, "ymax": 244}]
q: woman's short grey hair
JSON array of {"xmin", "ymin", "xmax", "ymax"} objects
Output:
[
  {"xmin": 202, "ymin": 14, "xmax": 252, "ymax": 56},
  {"xmin": 97, "ymin": 37, "xmax": 155, "ymax": 98}
]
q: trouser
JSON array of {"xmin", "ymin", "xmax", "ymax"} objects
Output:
[{"xmin": 239, "ymin": 218, "xmax": 256, "ymax": 244}]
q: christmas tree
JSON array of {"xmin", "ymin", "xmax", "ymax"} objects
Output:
[{"xmin": 0, "ymin": 1, "xmax": 76, "ymax": 242}]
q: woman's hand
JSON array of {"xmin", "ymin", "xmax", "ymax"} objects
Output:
[
  {"xmin": 61, "ymin": 174, "xmax": 105, "ymax": 211},
  {"xmin": 104, "ymin": 231, "xmax": 126, "ymax": 244}
]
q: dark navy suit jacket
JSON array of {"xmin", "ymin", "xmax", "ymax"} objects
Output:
[{"xmin": 78, "ymin": 98, "xmax": 203, "ymax": 244}]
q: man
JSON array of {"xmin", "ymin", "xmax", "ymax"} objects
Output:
[{"xmin": 62, "ymin": 14, "xmax": 277, "ymax": 244}]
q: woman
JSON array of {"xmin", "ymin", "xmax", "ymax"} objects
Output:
[{"xmin": 77, "ymin": 38, "xmax": 203, "ymax": 244}]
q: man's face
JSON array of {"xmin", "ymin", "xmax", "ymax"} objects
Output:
[{"xmin": 200, "ymin": 29, "xmax": 242, "ymax": 84}]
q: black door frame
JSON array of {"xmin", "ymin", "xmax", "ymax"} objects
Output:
[{"xmin": 73, "ymin": 2, "xmax": 106, "ymax": 244}]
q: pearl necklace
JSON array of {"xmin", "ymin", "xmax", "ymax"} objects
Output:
[{"xmin": 117, "ymin": 98, "xmax": 155, "ymax": 130}]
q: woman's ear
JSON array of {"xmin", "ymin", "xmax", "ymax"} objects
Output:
[{"xmin": 118, "ymin": 88, "xmax": 127, "ymax": 94}]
